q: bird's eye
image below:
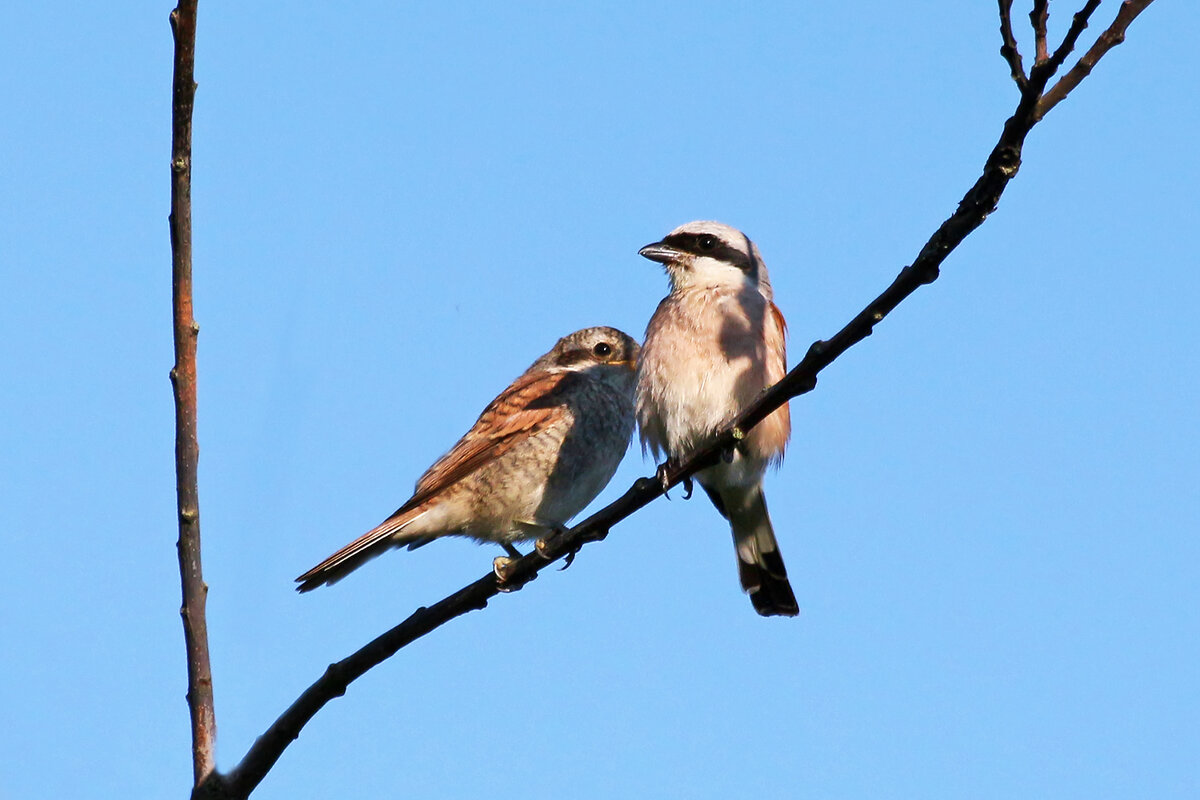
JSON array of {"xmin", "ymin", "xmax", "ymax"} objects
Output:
[
  {"xmin": 592, "ymin": 342, "xmax": 613, "ymax": 357},
  {"xmin": 697, "ymin": 235, "xmax": 717, "ymax": 251}
]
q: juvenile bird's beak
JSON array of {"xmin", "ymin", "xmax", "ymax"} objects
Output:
[{"xmin": 638, "ymin": 241, "xmax": 683, "ymax": 265}]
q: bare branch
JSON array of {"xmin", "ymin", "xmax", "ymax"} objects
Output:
[
  {"xmin": 1030, "ymin": 0, "xmax": 1051, "ymax": 64},
  {"xmin": 169, "ymin": 0, "xmax": 215, "ymax": 790},
  {"xmin": 998, "ymin": 0, "xmax": 1029, "ymax": 90},
  {"xmin": 1037, "ymin": 0, "xmax": 1155, "ymax": 120},
  {"xmin": 191, "ymin": 2, "xmax": 1159, "ymax": 796}
]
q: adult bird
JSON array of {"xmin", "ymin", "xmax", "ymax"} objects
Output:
[{"xmin": 636, "ymin": 221, "xmax": 797, "ymax": 617}]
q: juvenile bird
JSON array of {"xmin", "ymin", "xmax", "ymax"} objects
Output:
[
  {"xmin": 635, "ymin": 221, "xmax": 798, "ymax": 617},
  {"xmin": 297, "ymin": 326, "xmax": 639, "ymax": 592}
]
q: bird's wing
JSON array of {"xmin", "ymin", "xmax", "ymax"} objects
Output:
[
  {"xmin": 766, "ymin": 300, "xmax": 788, "ymax": 381},
  {"xmin": 403, "ymin": 368, "xmax": 571, "ymax": 510},
  {"xmin": 754, "ymin": 300, "xmax": 791, "ymax": 463}
]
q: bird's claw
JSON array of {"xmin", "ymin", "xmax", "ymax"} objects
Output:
[
  {"xmin": 655, "ymin": 463, "xmax": 671, "ymax": 497},
  {"xmin": 681, "ymin": 476, "xmax": 694, "ymax": 500},
  {"xmin": 493, "ymin": 556, "xmax": 516, "ymax": 585},
  {"xmin": 559, "ymin": 542, "xmax": 584, "ymax": 571},
  {"xmin": 493, "ymin": 556, "xmax": 535, "ymax": 592},
  {"xmin": 656, "ymin": 458, "xmax": 681, "ymax": 498}
]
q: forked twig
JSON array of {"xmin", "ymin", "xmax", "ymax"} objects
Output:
[
  {"xmin": 1037, "ymin": 0, "xmax": 1155, "ymax": 120},
  {"xmin": 1037, "ymin": 0, "xmax": 1102, "ymax": 80}
]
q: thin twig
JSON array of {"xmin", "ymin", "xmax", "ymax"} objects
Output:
[
  {"xmin": 1036, "ymin": 0, "xmax": 1102, "ymax": 81},
  {"xmin": 202, "ymin": 2, "xmax": 1159, "ymax": 796},
  {"xmin": 1037, "ymin": 0, "xmax": 1155, "ymax": 120},
  {"xmin": 169, "ymin": 0, "xmax": 215, "ymax": 791},
  {"xmin": 1031, "ymin": 0, "xmax": 1051, "ymax": 64},
  {"xmin": 998, "ymin": 0, "xmax": 1029, "ymax": 90}
]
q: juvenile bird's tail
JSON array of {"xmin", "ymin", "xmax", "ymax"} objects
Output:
[
  {"xmin": 295, "ymin": 508, "xmax": 430, "ymax": 593},
  {"xmin": 709, "ymin": 483, "xmax": 798, "ymax": 617}
]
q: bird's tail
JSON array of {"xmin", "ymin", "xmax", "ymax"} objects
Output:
[
  {"xmin": 295, "ymin": 508, "xmax": 430, "ymax": 593},
  {"xmin": 715, "ymin": 484, "xmax": 798, "ymax": 617}
]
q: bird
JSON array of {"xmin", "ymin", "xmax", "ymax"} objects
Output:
[
  {"xmin": 296, "ymin": 326, "xmax": 640, "ymax": 593},
  {"xmin": 635, "ymin": 221, "xmax": 798, "ymax": 617}
]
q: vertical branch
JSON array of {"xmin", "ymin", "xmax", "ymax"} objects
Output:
[{"xmin": 169, "ymin": 0, "xmax": 216, "ymax": 789}]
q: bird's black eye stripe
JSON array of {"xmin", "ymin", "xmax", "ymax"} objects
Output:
[
  {"xmin": 593, "ymin": 342, "xmax": 612, "ymax": 357},
  {"xmin": 661, "ymin": 232, "xmax": 755, "ymax": 273}
]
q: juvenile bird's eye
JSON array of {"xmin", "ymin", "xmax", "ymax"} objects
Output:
[
  {"xmin": 697, "ymin": 235, "xmax": 717, "ymax": 251},
  {"xmin": 592, "ymin": 342, "xmax": 613, "ymax": 357}
]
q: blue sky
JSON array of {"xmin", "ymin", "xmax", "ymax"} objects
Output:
[{"xmin": 2, "ymin": 3, "xmax": 1197, "ymax": 798}]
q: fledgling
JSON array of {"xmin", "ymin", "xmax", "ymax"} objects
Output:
[
  {"xmin": 297, "ymin": 326, "xmax": 639, "ymax": 592},
  {"xmin": 635, "ymin": 221, "xmax": 798, "ymax": 617}
]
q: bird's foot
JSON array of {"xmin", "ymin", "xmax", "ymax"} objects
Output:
[
  {"xmin": 656, "ymin": 458, "xmax": 682, "ymax": 498},
  {"xmin": 533, "ymin": 529, "xmax": 563, "ymax": 561},
  {"xmin": 493, "ymin": 556, "xmax": 516, "ymax": 584},
  {"xmin": 493, "ymin": 555, "xmax": 535, "ymax": 591},
  {"xmin": 533, "ymin": 529, "xmax": 583, "ymax": 571}
]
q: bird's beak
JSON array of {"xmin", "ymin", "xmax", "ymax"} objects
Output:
[{"xmin": 638, "ymin": 241, "xmax": 683, "ymax": 265}]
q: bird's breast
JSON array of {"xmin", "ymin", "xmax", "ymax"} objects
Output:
[{"xmin": 637, "ymin": 288, "xmax": 772, "ymax": 458}]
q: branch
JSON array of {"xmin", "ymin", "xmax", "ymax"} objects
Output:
[
  {"xmin": 205, "ymin": 2, "xmax": 1159, "ymax": 796},
  {"xmin": 169, "ymin": 0, "xmax": 215, "ymax": 791},
  {"xmin": 1030, "ymin": 0, "xmax": 1050, "ymax": 65},
  {"xmin": 1037, "ymin": 0, "xmax": 1155, "ymax": 120},
  {"xmin": 998, "ymin": 0, "xmax": 1029, "ymax": 90}
]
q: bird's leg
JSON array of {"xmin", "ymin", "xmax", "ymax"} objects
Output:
[{"xmin": 503, "ymin": 542, "xmax": 524, "ymax": 559}]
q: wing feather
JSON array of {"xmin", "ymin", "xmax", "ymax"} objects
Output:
[{"xmin": 407, "ymin": 369, "xmax": 569, "ymax": 505}]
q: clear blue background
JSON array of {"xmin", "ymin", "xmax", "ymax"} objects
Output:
[{"xmin": 2, "ymin": 3, "xmax": 1196, "ymax": 798}]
